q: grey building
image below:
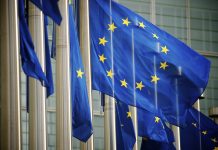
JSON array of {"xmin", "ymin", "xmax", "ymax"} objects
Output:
[{"xmin": 0, "ymin": 0, "xmax": 218, "ymax": 150}]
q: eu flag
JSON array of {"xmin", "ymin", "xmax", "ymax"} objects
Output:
[
  {"xmin": 30, "ymin": 0, "xmax": 62, "ymax": 25},
  {"xmin": 137, "ymin": 108, "xmax": 174, "ymax": 143},
  {"xmin": 19, "ymin": 0, "xmax": 48, "ymax": 86},
  {"xmin": 180, "ymin": 108, "xmax": 218, "ymax": 150},
  {"xmin": 115, "ymin": 101, "xmax": 136, "ymax": 150},
  {"xmin": 90, "ymin": 0, "xmax": 210, "ymax": 125},
  {"xmin": 69, "ymin": 5, "xmax": 93, "ymax": 142}
]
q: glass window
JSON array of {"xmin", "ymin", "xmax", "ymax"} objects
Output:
[
  {"xmin": 190, "ymin": 0, "xmax": 218, "ymax": 52},
  {"xmin": 156, "ymin": 0, "xmax": 187, "ymax": 43}
]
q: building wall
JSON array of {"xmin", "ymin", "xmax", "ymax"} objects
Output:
[{"xmin": 18, "ymin": 0, "xmax": 218, "ymax": 150}]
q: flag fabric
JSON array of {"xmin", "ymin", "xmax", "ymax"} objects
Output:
[
  {"xmin": 180, "ymin": 108, "xmax": 218, "ymax": 150},
  {"xmin": 69, "ymin": 4, "xmax": 93, "ymax": 142},
  {"xmin": 30, "ymin": 0, "xmax": 62, "ymax": 25},
  {"xmin": 19, "ymin": 0, "xmax": 48, "ymax": 86},
  {"xmin": 115, "ymin": 101, "xmax": 136, "ymax": 150},
  {"xmin": 140, "ymin": 138, "xmax": 175, "ymax": 150},
  {"xmin": 90, "ymin": 0, "xmax": 210, "ymax": 125},
  {"xmin": 137, "ymin": 108, "xmax": 174, "ymax": 143},
  {"xmin": 44, "ymin": 16, "xmax": 54, "ymax": 97}
]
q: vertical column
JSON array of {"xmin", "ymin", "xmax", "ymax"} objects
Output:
[
  {"xmin": 56, "ymin": 0, "xmax": 72, "ymax": 149},
  {"xmin": 104, "ymin": 96, "xmax": 116, "ymax": 150},
  {"xmin": 28, "ymin": 3, "xmax": 47, "ymax": 150},
  {"xmin": 0, "ymin": 0, "xmax": 21, "ymax": 149},
  {"xmin": 79, "ymin": 0, "xmax": 94, "ymax": 149},
  {"xmin": 129, "ymin": 106, "xmax": 138, "ymax": 150},
  {"xmin": 186, "ymin": 0, "xmax": 191, "ymax": 46},
  {"xmin": 131, "ymin": 27, "xmax": 137, "ymax": 150},
  {"xmin": 172, "ymin": 126, "xmax": 181, "ymax": 150},
  {"xmin": 104, "ymin": 1, "xmax": 117, "ymax": 149}
]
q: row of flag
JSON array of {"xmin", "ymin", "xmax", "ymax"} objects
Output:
[{"xmin": 18, "ymin": 0, "xmax": 218, "ymax": 149}]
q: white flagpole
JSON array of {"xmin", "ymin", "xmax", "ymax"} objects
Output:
[
  {"xmin": 150, "ymin": 1, "xmax": 181, "ymax": 149},
  {"xmin": 104, "ymin": 0, "xmax": 117, "ymax": 149},
  {"xmin": 56, "ymin": 0, "xmax": 72, "ymax": 149},
  {"xmin": 104, "ymin": 96, "xmax": 117, "ymax": 150},
  {"xmin": 79, "ymin": 0, "xmax": 94, "ymax": 149},
  {"xmin": 131, "ymin": 28, "xmax": 138, "ymax": 150},
  {"xmin": 0, "ymin": 0, "xmax": 21, "ymax": 149},
  {"xmin": 173, "ymin": 74, "xmax": 181, "ymax": 150},
  {"xmin": 28, "ymin": 3, "xmax": 47, "ymax": 150}
]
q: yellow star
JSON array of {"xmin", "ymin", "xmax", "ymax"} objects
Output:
[
  {"xmin": 136, "ymin": 81, "xmax": 145, "ymax": 91},
  {"xmin": 155, "ymin": 116, "xmax": 160, "ymax": 123},
  {"xmin": 139, "ymin": 22, "xmax": 145, "ymax": 28},
  {"xmin": 161, "ymin": 46, "xmax": 169, "ymax": 54},
  {"xmin": 152, "ymin": 33, "xmax": 159, "ymax": 39},
  {"xmin": 122, "ymin": 18, "xmax": 131, "ymax": 26},
  {"xmin": 99, "ymin": 37, "xmax": 108, "ymax": 46},
  {"xmin": 107, "ymin": 69, "xmax": 114, "ymax": 79},
  {"xmin": 120, "ymin": 79, "xmax": 128, "ymax": 88},
  {"xmin": 214, "ymin": 147, "xmax": 218, "ymax": 150},
  {"xmin": 160, "ymin": 62, "xmax": 168, "ymax": 70},
  {"xmin": 127, "ymin": 111, "xmax": 131, "ymax": 118},
  {"xmin": 211, "ymin": 138, "xmax": 218, "ymax": 143},
  {"xmin": 77, "ymin": 69, "xmax": 84, "ymax": 78},
  {"xmin": 99, "ymin": 54, "xmax": 107, "ymax": 63},
  {"xmin": 108, "ymin": 22, "xmax": 117, "ymax": 32},
  {"xmin": 151, "ymin": 75, "xmax": 160, "ymax": 84},
  {"xmin": 192, "ymin": 123, "xmax": 197, "ymax": 128},
  {"xmin": 202, "ymin": 130, "xmax": 207, "ymax": 135}
]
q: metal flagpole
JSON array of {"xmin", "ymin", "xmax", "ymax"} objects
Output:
[
  {"xmin": 56, "ymin": 0, "xmax": 72, "ymax": 149},
  {"xmin": 172, "ymin": 67, "xmax": 182, "ymax": 150},
  {"xmin": 28, "ymin": 3, "xmax": 47, "ymax": 150},
  {"xmin": 0, "ymin": 0, "xmax": 21, "ymax": 149},
  {"xmin": 79, "ymin": 0, "xmax": 94, "ymax": 149},
  {"xmin": 130, "ymin": 28, "xmax": 138, "ymax": 150},
  {"xmin": 129, "ymin": 106, "xmax": 138, "ymax": 150},
  {"xmin": 150, "ymin": 1, "xmax": 181, "ymax": 149},
  {"xmin": 104, "ymin": 96, "xmax": 117, "ymax": 150},
  {"xmin": 104, "ymin": 0, "xmax": 117, "ymax": 149}
]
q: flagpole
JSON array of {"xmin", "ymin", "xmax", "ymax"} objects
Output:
[
  {"xmin": 0, "ymin": 0, "xmax": 21, "ymax": 149},
  {"xmin": 150, "ymin": 1, "xmax": 181, "ymax": 149},
  {"xmin": 172, "ymin": 68, "xmax": 182, "ymax": 150},
  {"xmin": 79, "ymin": 0, "xmax": 94, "ymax": 149},
  {"xmin": 56, "ymin": 0, "xmax": 72, "ymax": 149},
  {"xmin": 131, "ymin": 28, "xmax": 138, "ymax": 150},
  {"xmin": 129, "ymin": 106, "xmax": 138, "ymax": 149},
  {"xmin": 104, "ymin": 96, "xmax": 117, "ymax": 150},
  {"xmin": 28, "ymin": 3, "xmax": 47, "ymax": 150},
  {"xmin": 104, "ymin": 1, "xmax": 117, "ymax": 149}
]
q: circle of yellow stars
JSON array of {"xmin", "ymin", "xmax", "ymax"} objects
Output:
[{"xmin": 97, "ymin": 17, "xmax": 174, "ymax": 97}]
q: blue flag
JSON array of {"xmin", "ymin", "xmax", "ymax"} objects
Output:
[
  {"xmin": 180, "ymin": 108, "xmax": 218, "ymax": 150},
  {"xmin": 69, "ymin": 5, "xmax": 93, "ymax": 142},
  {"xmin": 115, "ymin": 101, "xmax": 136, "ymax": 150},
  {"xmin": 137, "ymin": 108, "xmax": 174, "ymax": 143},
  {"xmin": 140, "ymin": 138, "xmax": 175, "ymax": 150},
  {"xmin": 19, "ymin": 0, "xmax": 48, "ymax": 86},
  {"xmin": 30, "ymin": 0, "xmax": 62, "ymax": 25},
  {"xmin": 44, "ymin": 16, "xmax": 54, "ymax": 97},
  {"xmin": 90, "ymin": 0, "xmax": 210, "ymax": 125}
]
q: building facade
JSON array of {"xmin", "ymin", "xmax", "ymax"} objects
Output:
[{"xmin": 0, "ymin": 0, "xmax": 218, "ymax": 150}]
